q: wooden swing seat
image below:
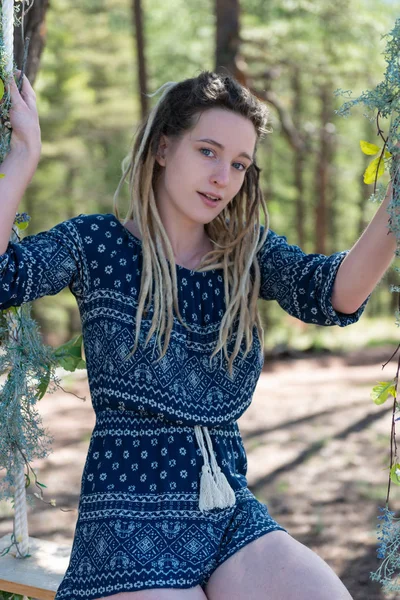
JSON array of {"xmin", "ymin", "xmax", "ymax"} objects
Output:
[{"xmin": 0, "ymin": 534, "xmax": 71, "ymax": 600}]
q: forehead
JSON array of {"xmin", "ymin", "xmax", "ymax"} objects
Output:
[{"xmin": 187, "ymin": 108, "xmax": 257, "ymax": 154}]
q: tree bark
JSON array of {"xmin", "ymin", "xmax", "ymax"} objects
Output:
[
  {"xmin": 327, "ymin": 133, "xmax": 338, "ymax": 252},
  {"xmin": 315, "ymin": 85, "xmax": 335, "ymax": 255},
  {"xmin": 13, "ymin": 0, "xmax": 50, "ymax": 84},
  {"xmin": 292, "ymin": 67, "xmax": 306, "ymax": 247},
  {"xmin": 215, "ymin": 0, "xmax": 241, "ymax": 79},
  {"xmin": 132, "ymin": 0, "xmax": 148, "ymax": 118}
]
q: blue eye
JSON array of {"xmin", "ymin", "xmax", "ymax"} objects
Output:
[
  {"xmin": 200, "ymin": 148, "xmax": 214, "ymax": 157},
  {"xmin": 233, "ymin": 162, "xmax": 246, "ymax": 171}
]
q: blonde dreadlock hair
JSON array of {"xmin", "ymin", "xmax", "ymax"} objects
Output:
[{"xmin": 113, "ymin": 71, "xmax": 270, "ymax": 375}]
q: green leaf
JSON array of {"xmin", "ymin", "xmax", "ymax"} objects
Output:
[
  {"xmin": 360, "ymin": 140, "xmax": 380, "ymax": 155},
  {"xmin": 36, "ymin": 367, "xmax": 51, "ymax": 400},
  {"xmin": 0, "ymin": 173, "xmax": 5, "ymax": 179},
  {"xmin": 364, "ymin": 156, "xmax": 385, "ymax": 184},
  {"xmin": 54, "ymin": 334, "xmax": 86, "ymax": 372},
  {"xmin": 15, "ymin": 221, "xmax": 29, "ymax": 231},
  {"xmin": 371, "ymin": 381, "xmax": 397, "ymax": 405},
  {"xmin": 0, "ymin": 79, "xmax": 4, "ymax": 99},
  {"xmin": 36, "ymin": 482, "xmax": 47, "ymax": 488},
  {"xmin": 390, "ymin": 464, "xmax": 400, "ymax": 486}
]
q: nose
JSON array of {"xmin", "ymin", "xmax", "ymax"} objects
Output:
[{"xmin": 210, "ymin": 162, "xmax": 230, "ymax": 188}]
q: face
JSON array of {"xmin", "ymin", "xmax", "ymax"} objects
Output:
[{"xmin": 155, "ymin": 108, "xmax": 258, "ymax": 227}]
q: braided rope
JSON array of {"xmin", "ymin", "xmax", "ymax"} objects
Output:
[{"xmin": 2, "ymin": 0, "xmax": 13, "ymax": 74}]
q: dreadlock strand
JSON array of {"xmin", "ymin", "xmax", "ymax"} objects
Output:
[{"xmin": 113, "ymin": 71, "xmax": 271, "ymax": 374}]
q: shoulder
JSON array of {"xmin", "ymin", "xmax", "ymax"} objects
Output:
[
  {"xmin": 257, "ymin": 224, "xmax": 285, "ymax": 253},
  {"xmin": 50, "ymin": 213, "xmax": 120, "ymax": 242},
  {"xmin": 63, "ymin": 213, "xmax": 118, "ymax": 231}
]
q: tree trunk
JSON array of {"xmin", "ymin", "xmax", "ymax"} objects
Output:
[
  {"xmin": 327, "ymin": 133, "xmax": 338, "ymax": 252},
  {"xmin": 132, "ymin": 0, "xmax": 148, "ymax": 118},
  {"xmin": 315, "ymin": 85, "xmax": 335, "ymax": 255},
  {"xmin": 215, "ymin": 0, "xmax": 241, "ymax": 80},
  {"xmin": 13, "ymin": 0, "xmax": 50, "ymax": 84},
  {"xmin": 292, "ymin": 67, "xmax": 306, "ymax": 247}
]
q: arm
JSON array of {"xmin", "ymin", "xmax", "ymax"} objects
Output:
[
  {"xmin": 0, "ymin": 218, "xmax": 86, "ymax": 310},
  {"xmin": 0, "ymin": 73, "xmax": 41, "ymax": 254},
  {"xmin": 257, "ymin": 228, "xmax": 369, "ymax": 326},
  {"xmin": 331, "ymin": 185, "xmax": 397, "ymax": 314}
]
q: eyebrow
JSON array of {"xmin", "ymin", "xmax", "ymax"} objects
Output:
[{"xmin": 195, "ymin": 138, "xmax": 254, "ymax": 163}]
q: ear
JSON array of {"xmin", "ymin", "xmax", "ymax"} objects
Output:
[{"xmin": 155, "ymin": 135, "xmax": 169, "ymax": 167}]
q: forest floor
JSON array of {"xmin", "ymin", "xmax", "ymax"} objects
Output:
[{"xmin": 1, "ymin": 345, "xmax": 400, "ymax": 599}]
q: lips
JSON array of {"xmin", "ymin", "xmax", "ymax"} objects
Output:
[
  {"xmin": 198, "ymin": 192, "xmax": 222, "ymax": 201},
  {"xmin": 197, "ymin": 192, "xmax": 221, "ymax": 208}
]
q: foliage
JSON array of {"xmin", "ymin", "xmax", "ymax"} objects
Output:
[
  {"xmin": 370, "ymin": 507, "xmax": 400, "ymax": 593},
  {"xmin": 336, "ymin": 16, "xmax": 400, "ymax": 592},
  {"xmin": 0, "ymin": 593, "xmax": 27, "ymax": 600},
  {"xmin": 0, "ymin": 296, "xmax": 87, "ymax": 503},
  {"xmin": 360, "ymin": 140, "xmax": 392, "ymax": 184},
  {"xmin": 370, "ymin": 380, "xmax": 397, "ymax": 405}
]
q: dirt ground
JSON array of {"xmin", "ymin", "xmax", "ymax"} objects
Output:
[{"xmin": 1, "ymin": 345, "xmax": 400, "ymax": 599}]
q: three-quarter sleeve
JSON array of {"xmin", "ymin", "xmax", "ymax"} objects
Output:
[
  {"xmin": 257, "ymin": 227, "xmax": 369, "ymax": 326},
  {"xmin": 0, "ymin": 216, "xmax": 87, "ymax": 310}
]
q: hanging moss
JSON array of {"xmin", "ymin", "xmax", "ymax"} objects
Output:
[{"xmin": 0, "ymin": 11, "xmax": 12, "ymax": 165}]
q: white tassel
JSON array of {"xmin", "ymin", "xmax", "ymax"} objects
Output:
[
  {"xmin": 213, "ymin": 465, "xmax": 236, "ymax": 508},
  {"xmin": 198, "ymin": 463, "xmax": 224, "ymax": 512},
  {"xmin": 195, "ymin": 425, "xmax": 236, "ymax": 512}
]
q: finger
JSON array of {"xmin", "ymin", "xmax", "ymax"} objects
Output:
[
  {"xmin": 8, "ymin": 74, "xmax": 24, "ymax": 105},
  {"xmin": 14, "ymin": 71, "xmax": 35, "ymax": 97},
  {"xmin": 21, "ymin": 89, "xmax": 38, "ymax": 113},
  {"xmin": 9, "ymin": 72, "xmax": 36, "ymax": 110}
]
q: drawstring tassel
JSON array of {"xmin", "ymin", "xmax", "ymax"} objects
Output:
[
  {"xmin": 198, "ymin": 463, "xmax": 224, "ymax": 512},
  {"xmin": 194, "ymin": 425, "xmax": 236, "ymax": 512},
  {"xmin": 212, "ymin": 465, "xmax": 236, "ymax": 507},
  {"xmin": 202, "ymin": 426, "xmax": 236, "ymax": 508}
]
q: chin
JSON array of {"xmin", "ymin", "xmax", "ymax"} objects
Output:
[{"xmin": 199, "ymin": 207, "xmax": 225, "ymax": 223}]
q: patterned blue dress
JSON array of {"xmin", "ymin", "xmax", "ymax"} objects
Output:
[{"xmin": 0, "ymin": 213, "xmax": 368, "ymax": 598}]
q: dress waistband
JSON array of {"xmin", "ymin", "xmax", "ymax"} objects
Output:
[{"xmin": 94, "ymin": 411, "xmax": 238, "ymax": 512}]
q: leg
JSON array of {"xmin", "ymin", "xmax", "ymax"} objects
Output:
[
  {"xmin": 205, "ymin": 531, "xmax": 353, "ymax": 600},
  {"xmin": 98, "ymin": 586, "xmax": 208, "ymax": 600}
]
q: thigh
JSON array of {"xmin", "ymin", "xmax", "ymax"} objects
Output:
[
  {"xmin": 204, "ymin": 531, "xmax": 353, "ymax": 600},
  {"xmin": 99, "ymin": 586, "xmax": 208, "ymax": 599}
]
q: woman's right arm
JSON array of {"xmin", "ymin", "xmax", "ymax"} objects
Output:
[
  {"xmin": 0, "ymin": 72, "xmax": 41, "ymax": 254},
  {"xmin": 0, "ymin": 73, "xmax": 88, "ymax": 310}
]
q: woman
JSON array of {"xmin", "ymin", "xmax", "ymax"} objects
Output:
[{"xmin": 1, "ymin": 70, "xmax": 396, "ymax": 600}]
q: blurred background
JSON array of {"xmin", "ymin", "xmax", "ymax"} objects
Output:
[
  {"xmin": 3, "ymin": 3, "xmax": 400, "ymax": 599},
  {"xmin": 15, "ymin": 0, "xmax": 400, "ymax": 353}
]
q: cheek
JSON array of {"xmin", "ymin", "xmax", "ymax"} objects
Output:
[{"xmin": 230, "ymin": 174, "xmax": 246, "ymax": 197}]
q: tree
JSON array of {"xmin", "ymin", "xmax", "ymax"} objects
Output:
[
  {"xmin": 14, "ymin": 0, "xmax": 50, "ymax": 83},
  {"xmin": 215, "ymin": 0, "xmax": 242, "ymax": 80},
  {"xmin": 132, "ymin": 0, "xmax": 148, "ymax": 118}
]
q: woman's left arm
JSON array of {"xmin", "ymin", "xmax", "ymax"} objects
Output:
[{"xmin": 331, "ymin": 184, "xmax": 397, "ymax": 314}]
